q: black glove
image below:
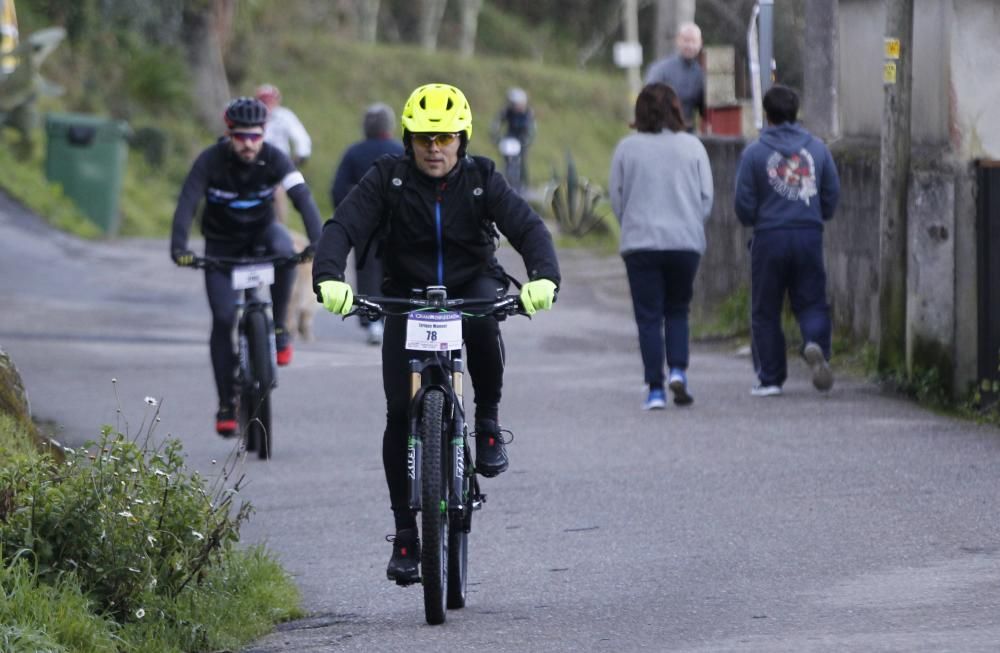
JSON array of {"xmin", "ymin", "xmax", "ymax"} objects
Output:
[{"xmin": 172, "ymin": 249, "xmax": 196, "ymax": 267}]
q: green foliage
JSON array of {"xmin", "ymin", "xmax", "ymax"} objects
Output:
[
  {"xmin": 0, "ymin": 425, "xmax": 251, "ymax": 621},
  {"xmin": 547, "ymin": 150, "xmax": 615, "ymax": 239},
  {"xmin": 691, "ymin": 286, "xmax": 751, "ymax": 341},
  {"xmin": 0, "ymin": 131, "xmax": 101, "ymax": 238},
  {"xmin": 0, "ymin": 556, "xmax": 119, "ymax": 653},
  {"xmin": 0, "ymin": 396, "xmax": 302, "ymax": 651}
]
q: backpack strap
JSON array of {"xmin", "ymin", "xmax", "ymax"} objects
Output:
[{"xmin": 356, "ymin": 157, "xmax": 408, "ymax": 269}]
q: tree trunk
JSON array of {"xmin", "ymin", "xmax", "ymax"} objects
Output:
[
  {"xmin": 417, "ymin": 0, "xmax": 447, "ymax": 51},
  {"xmin": 355, "ymin": 0, "xmax": 380, "ymax": 43},
  {"xmin": 802, "ymin": 0, "xmax": 839, "ymax": 139},
  {"xmin": 458, "ymin": 0, "xmax": 483, "ymax": 57},
  {"xmin": 182, "ymin": 1, "xmax": 233, "ymax": 133},
  {"xmin": 877, "ymin": 0, "xmax": 914, "ymax": 375}
]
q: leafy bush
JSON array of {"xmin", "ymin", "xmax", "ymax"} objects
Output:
[{"xmin": 0, "ymin": 424, "xmax": 251, "ymax": 621}]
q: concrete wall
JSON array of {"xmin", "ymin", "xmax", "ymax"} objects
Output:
[
  {"xmin": 838, "ymin": 0, "xmax": 947, "ymax": 144},
  {"xmin": 949, "ymin": 2, "xmax": 1000, "ymax": 158},
  {"xmin": 838, "ymin": 0, "xmax": 1000, "ymax": 154}
]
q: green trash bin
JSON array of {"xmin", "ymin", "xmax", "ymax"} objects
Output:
[{"xmin": 45, "ymin": 112, "xmax": 129, "ymax": 236}]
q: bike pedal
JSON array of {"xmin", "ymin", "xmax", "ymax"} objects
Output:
[{"xmin": 394, "ymin": 576, "xmax": 420, "ymax": 587}]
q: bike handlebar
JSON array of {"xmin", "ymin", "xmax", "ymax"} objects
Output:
[
  {"xmin": 349, "ymin": 293, "xmax": 527, "ymax": 322},
  {"xmin": 185, "ymin": 250, "xmax": 312, "ymax": 271}
]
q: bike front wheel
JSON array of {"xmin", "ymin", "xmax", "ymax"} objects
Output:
[
  {"xmin": 419, "ymin": 388, "xmax": 448, "ymax": 625},
  {"xmin": 242, "ymin": 309, "xmax": 273, "ymax": 460}
]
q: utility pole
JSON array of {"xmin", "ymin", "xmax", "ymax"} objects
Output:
[
  {"xmin": 877, "ymin": 0, "xmax": 914, "ymax": 374},
  {"xmin": 758, "ymin": 0, "xmax": 774, "ymax": 94},
  {"xmin": 803, "ymin": 0, "xmax": 839, "ymax": 140},
  {"xmin": 622, "ymin": 0, "xmax": 642, "ymax": 98}
]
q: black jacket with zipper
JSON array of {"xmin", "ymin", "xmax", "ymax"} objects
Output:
[{"xmin": 313, "ymin": 154, "xmax": 560, "ymax": 295}]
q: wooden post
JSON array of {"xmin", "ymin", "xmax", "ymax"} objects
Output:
[{"xmin": 877, "ymin": 0, "xmax": 914, "ymax": 374}]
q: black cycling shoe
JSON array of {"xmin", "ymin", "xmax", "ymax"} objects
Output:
[
  {"xmin": 386, "ymin": 528, "xmax": 420, "ymax": 585},
  {"xmin": 474, "ymin": 419, "xmax": 509, "ymax": 478}
]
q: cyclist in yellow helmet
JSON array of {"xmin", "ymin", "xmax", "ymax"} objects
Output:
[{"xmin": 313, "ymin": 83, "xmax": 560, "ymax": 584}]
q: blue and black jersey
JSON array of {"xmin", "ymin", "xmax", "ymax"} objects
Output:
[{"xmin": 171, "ymin": 140, "xmax": 322, "ymax": 251}]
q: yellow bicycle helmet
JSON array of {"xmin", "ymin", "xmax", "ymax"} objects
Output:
[{"xmin": 401, "ymin": 83, "xmax": 473, "ymax": 141}]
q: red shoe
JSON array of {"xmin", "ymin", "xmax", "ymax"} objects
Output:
[
  {"xmin": 276, "ymin": 344, "xmax": 293, "ymax": 366},
  {"xmin": 215, "ymin": 405, "xmax": 237, "ymax": 436}
]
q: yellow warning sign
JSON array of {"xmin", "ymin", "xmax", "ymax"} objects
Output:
[
  {"xmin": 884, "ymin": 38, "xmax": 900, "ymax": 60},
  {"xmin": 883, "ymin": 62, "xmax": 897, "ymax": 84}
]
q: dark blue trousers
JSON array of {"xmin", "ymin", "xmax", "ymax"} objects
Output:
[
  {"xmin": 204, "ymin": 223, "xmax": 296, "ymax": 407},
  {"xmin": 749, "ymin": 228, "xmax": 831, "ymax": 387},
  {"xmin": 623, "ymin": 250, "xmax": 701, "ymax": 386}
]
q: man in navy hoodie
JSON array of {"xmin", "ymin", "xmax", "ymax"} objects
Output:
[
  {"xmin": 330, "ymin": 103, "xmax": 405, "ymax": 345},
  {"xmin": 734, "ymin": 85, "xmax": 840, "ymax": 396}
]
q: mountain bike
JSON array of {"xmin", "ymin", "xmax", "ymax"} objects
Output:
[
  {"xmin": 350, "ymin": 286, "xmax": 527, "ymax": 625},
  {"xmin": 190, "ymin": 250, "xmax": 307, "ymax": 460}
]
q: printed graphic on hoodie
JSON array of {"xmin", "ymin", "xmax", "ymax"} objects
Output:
[{"xmin": 766, "ymin": 149, "xmax": 817, "ymax": 206}]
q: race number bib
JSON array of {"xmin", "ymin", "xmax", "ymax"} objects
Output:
[
  {"xmin": 231, "ymin": 263, "xmax": 274, "ymax": 290},
  {"xmin": 405, "ymin": 311, "xmax": 462, "ymax": 351}
]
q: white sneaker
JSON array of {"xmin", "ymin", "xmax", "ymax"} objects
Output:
[
  {"xmin": 750, "ymin": 384, "xmax": 782, "ymax": 397},
  {"xmin": 367, "ymin": 321, "xmax": 384, "ymax": 345},
  {"xmin": 803, "ymin": 342, "xmax": 833, "ymax": 391}
]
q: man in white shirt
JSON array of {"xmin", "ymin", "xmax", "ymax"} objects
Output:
[{"xmin": 256, "ymin": 83, "xmax": 312, "ymax": 222}]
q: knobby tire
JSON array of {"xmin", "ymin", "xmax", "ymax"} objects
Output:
[
  {"xmin": 447, "ymin": 492, "xmax": 469, "ymax": 609},
  {"xmin": 245, "ymin": 309, "xmax": 273, "ymax": 460},
  {"xmin": 420, "ymin": 389, "xmax": 448, "ymax": 625}
]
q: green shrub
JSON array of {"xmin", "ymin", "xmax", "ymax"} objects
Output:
[{"xmin": 0, "ymin": 556, "xmax": 119, "ymax": 653}]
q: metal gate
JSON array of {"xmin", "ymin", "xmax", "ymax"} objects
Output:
[{"xmin": 977, "ymin": 161, "xmax": 1000, "ymax": 384}]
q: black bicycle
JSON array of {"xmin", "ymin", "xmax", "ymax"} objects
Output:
[
  {"xmin": 350, "ymin": 286, "xmax": 526, "ymax": 625},
  {"xmin": 189, "ymin": 250, "xmax": 307, "ymax": 459}
]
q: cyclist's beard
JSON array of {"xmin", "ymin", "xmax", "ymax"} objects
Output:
[{"xmin": 232, "ymin": 142, "xmax": 260, "ymax": 163}]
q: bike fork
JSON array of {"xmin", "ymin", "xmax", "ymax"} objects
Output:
[
  {"xmin": 449, "ymin": 359, "xmax": 465, "ymax": 513},
  {"xmin": 407, "ymin": 362, "xmax": 424, "ymax": 512}
]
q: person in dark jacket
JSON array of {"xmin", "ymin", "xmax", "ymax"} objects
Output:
[
  {"xmin": 330, "ymin": 102, "xmax": 405, "ymax": 345},
  {"xmin": 313, "ymin": 83, "xmax": 560, "ymax": 585},
  {"xmin": 734, "ymin": 84, "xmax": 840, "ymax": 396},
  {"xmin": 171, "ymin": 96, "xmax": 323, "ymax": 435}
]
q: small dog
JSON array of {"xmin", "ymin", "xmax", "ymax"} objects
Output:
[{"xmin": 287, "ymin": 231, "xmax": 318, "ymax": 341}]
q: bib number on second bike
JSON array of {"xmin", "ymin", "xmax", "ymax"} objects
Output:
[
  {"xmin": 230, "ymin": 263, "xmax": 275, "ymax": 290},
  {"xmin": 405, "ymin": 311, "xmax": 462, "ymax": 351}
]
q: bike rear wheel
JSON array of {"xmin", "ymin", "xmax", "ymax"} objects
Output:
[
  {"xmin": 419, "ymin": 388, "xmax": 448, "ymax": 625},
  {"xmin": 243, "ymin": 309, "xmax": 273, "ymax": 459}
]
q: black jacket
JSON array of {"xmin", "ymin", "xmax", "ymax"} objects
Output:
[
  {"xmin": 171, "ymin": 140, "xmax": 322, "ymax": 252},
  {"xmin": 313, "ymin": 154, "xmax": 560, "ymax": 293}
]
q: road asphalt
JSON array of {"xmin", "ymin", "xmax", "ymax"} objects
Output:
[{"xmin": 2, "ymin": 193, "xmax": 999, "ymax": 652}]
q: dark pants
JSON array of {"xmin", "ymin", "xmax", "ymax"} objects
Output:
[
  {"xmin": 382, "ymin": 275, "xmax": 508, "ymax": 528},
  {"xmin": 749, "ymin": 228, "xmax": 831, "ymax": 387},
  {"xmin": 623, "ymin": 250, "xmax": 701, "ymax": 386},
  {"xmin": 204, "ymin": 223, "xmax": 295, "ymax": 407}
]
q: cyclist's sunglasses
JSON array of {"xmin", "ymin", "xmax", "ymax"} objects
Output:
[
  {"xmin": 230, "ymin": 130, "xmax": 265, "ymax": 142},
  {"xmin": 411, "ymin": 132, "xmax": 459, "ymax": 148}
]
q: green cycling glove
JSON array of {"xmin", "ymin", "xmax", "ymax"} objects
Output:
[
  {"xmin": 519, "ymin": 279, "xmax": 557, "ymax": 316},
  {"xmin": 318, "ymin": 280, "xmax": 354, "ymax": 315},
  {"xmin": 172, "ymin": 249, "xmax": 196, "ymax": 267}
]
